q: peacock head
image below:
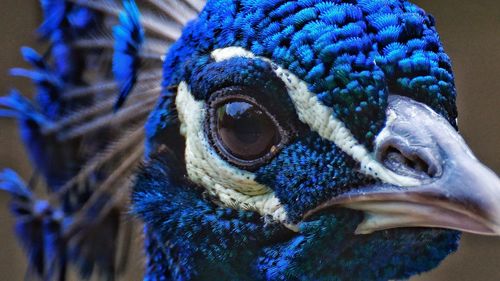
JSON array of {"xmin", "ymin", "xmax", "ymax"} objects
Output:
[{"xmin": 136, "ymin": 0, "xmax": 500, "ymax": 279}]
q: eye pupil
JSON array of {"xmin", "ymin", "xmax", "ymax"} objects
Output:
[{"xmin": 216, "ymin": 101, "xmax": 280, "ymax": 161}]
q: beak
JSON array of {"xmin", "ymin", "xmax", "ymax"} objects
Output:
[{"xmin": 304, "ymin": 95, "xmax": 500, "ymax": 236}]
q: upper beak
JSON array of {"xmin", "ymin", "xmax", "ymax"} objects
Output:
[{"xmin": 304, "ymin": 95, "xmax": 500, "ymax": 236}]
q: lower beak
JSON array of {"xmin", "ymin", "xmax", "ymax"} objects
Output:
[{"xmin": 304, "ymin": 95, "xmax": 500, "ymax": 236}]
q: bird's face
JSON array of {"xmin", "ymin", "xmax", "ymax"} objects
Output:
[{"xmin": 136, "ymin": 0, "xmax": 500, "ymax": 278}]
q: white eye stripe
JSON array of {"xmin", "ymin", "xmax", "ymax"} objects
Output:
[
  {"xmin": 176, "ymin": 82, "xmax": 268, "ymax": 195},
  {"xmin": 211, "ymin": 47, "xmax": 419, "ymax": 187},
  {"xmin": 175, "ymin": 81, "xmax": 288, "ymax": 224}
]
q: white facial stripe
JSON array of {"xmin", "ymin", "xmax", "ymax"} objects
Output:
[
  {"xmin": 211, "ymin": 47, "xmax": 419, "ymax": 186},
  {"xmin": 175, "ymin": 81, "xmax": 288, "ymax": 223}
]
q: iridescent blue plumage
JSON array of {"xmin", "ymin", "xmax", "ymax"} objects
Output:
[
  {"xmin": 0, "ymin": 1, "xmax": 143, "ymax": 279},
  {"xmin": 3, "ymin": 1, "xmax": 499, "ymax": 281},
  {"xmin": 139, "ymin": 0, "xmax": 461, "ymax": 279},
  {"xmin": 0, "ymin": 169, "xmax": 66, "ymax": 279},
  {"xmin": 10, "ymin": 47, "xmax": 63, "ymax": 119},
  {"xmin": 161, "ymin": 0, "xmax": 457, "ymax": 149},
  {"xmin": 39, "ymin": 0, "xmax": 97, "ymax": 81},
  {"xmin": 113, "ymin": 0, "xmax": 144, "ymax": 110},
  {"xmin": 38, "ymin": 0, "xmax": 68, "ymax": 38}
]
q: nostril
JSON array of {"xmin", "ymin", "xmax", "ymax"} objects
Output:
[
  {"xmin": 386, "ymin": 146, "xmax": 430, "ymax": 174},
  {"xmin": 380, "ymin": 145, "xmax": 438, "ymax": 179}
]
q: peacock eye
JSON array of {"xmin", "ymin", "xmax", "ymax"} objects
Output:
[
  {"xmin": 216, "ymin": 100, "xmax": 280, "ymax": 160},
  {"xmin": 207, "ymin": 87, "xmax": 288, "ymax": 170}
]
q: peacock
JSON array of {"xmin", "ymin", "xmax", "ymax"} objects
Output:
[{"xmin": 1, "ymin": 0, "xmax": 499, "ymax": 280}]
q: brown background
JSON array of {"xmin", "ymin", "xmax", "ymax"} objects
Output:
[{"xmin": 0, "ymin": 0, "xmax": 498, "ymax": 280}]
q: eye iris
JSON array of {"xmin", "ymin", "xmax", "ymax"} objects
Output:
[{"xmin": 216, "ymin": 101, "xmax": 280, "ymax": 161}]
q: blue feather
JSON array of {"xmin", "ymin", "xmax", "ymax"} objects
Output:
[
  {"xmin": 38, "ymin": 0, "xmax": 97, "ymax": 81},
  {"xmin": 0, "ymin": 90, "xmax": 48, "ymax": 125},
  {"xmin": 0, "ymin": 169, "xmax": 32, "ymax": 199},
  {"xmin": 113, "ymin": 0, "xmax": 144, "ymax": 110},
  {"xmin": 0, "ymin": 169, "xmax": 53, "ymax": 278},
  {"xmin": 50, "ymin": 30, "xmax": 74, "ymax": 81},
  {"xmin": 67, "ymin": 6, "xmax": 95, "ymax": 30},
  {"xmin": 10, "ymin": 47, "xmax": 63, "ymax": 119},
  {"xmin": 38, "ymin": 0, "xmax": 67, "ymax": 38},
  {"xmin": 20, "ymin": 46, "xmax": 49, "ymax": 70}
]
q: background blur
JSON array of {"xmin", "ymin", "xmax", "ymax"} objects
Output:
[{"xmin": 0, "ymin": 0, "xmax": 498, "ymax": 280}]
